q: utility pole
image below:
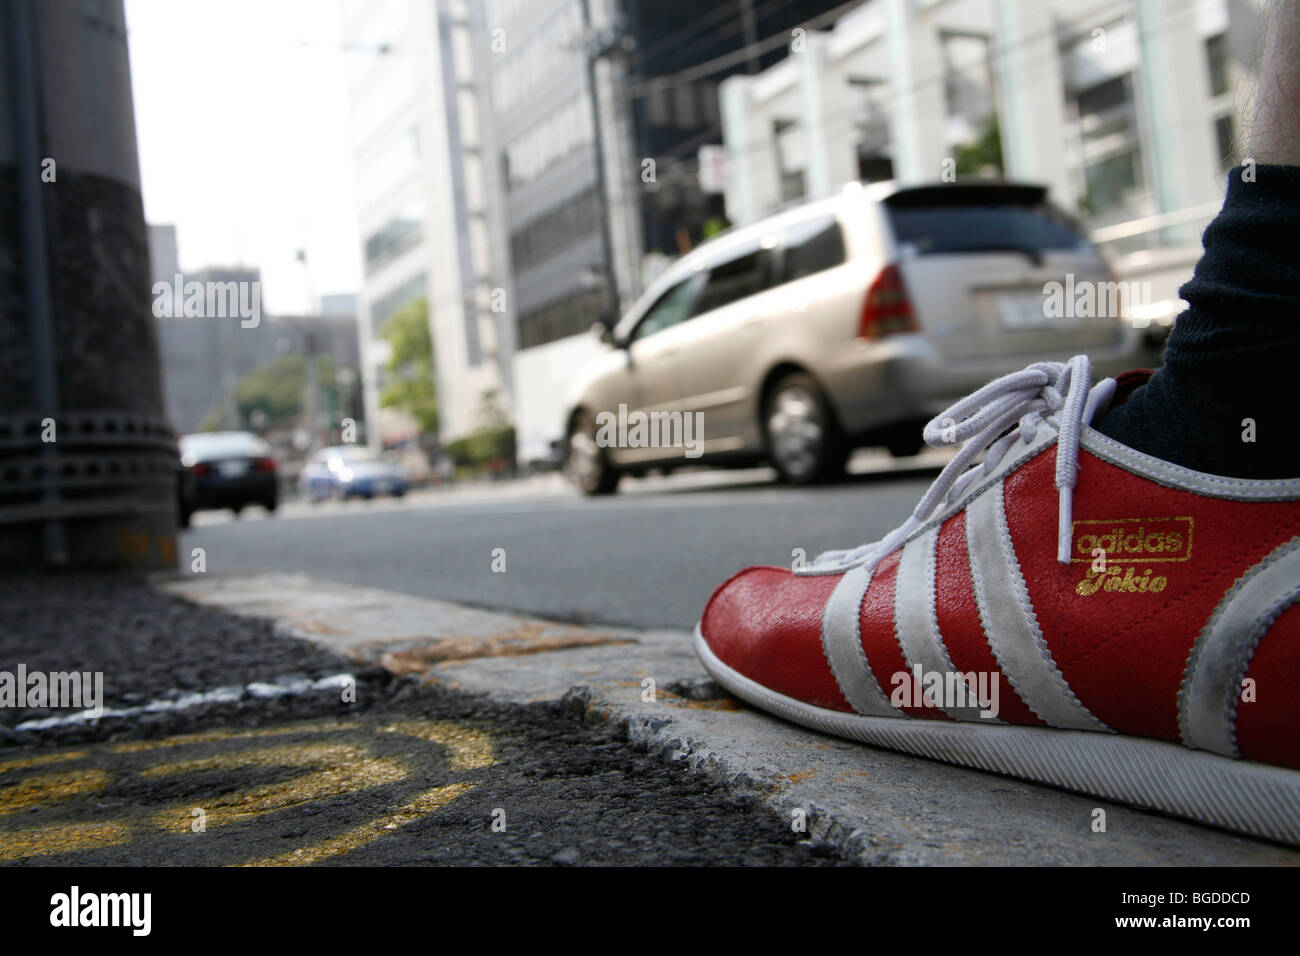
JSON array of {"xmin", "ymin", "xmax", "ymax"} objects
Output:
[
  {"xmin": 581, "ymin": 0, "xmax": 643, "ymax": 319},
  {"xmin": 296, "ymin": 250, "xmax": 324, "ymax": 454},
  {"xmin": 581, "ymin": 0, "xmax": 622, "ymax": 326}
]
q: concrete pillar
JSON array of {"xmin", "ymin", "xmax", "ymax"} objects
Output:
[
  {"xmin": 797, "ymin": 30, "xmax": 858, "ymax": 198},
  {"xmin": 884, "ymin": 0, "xmax": 948, "ymax": 184},
  {"xmin": 1134, "ymin": 0, "xmax": 1222, "ymax": 242},
  {"xmin": 1, "ymin": 0, "xmax": 177, "ymax": 569},
  {"xmin": 991, "ymin": 0, "xmax": 1075, "ymax": 207},
  {"xmin": 720, "ymin": 74, "xmax": 780, "ymax": 226}
]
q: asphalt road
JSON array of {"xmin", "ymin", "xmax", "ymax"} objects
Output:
[
  {"xmin": 180, "ymin": 457, "xmax": 941, "ymax": 631},
  {"xmin": 0, "ymin": 573, "xmax": 844, "ymax": 866}
]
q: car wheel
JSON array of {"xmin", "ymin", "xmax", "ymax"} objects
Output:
[
  {"xmin": 231, "ymin": 505, "xmax": 242, "ymax": 518},
  {"xmin": 178, "ymin": 508, "xmax": 193, "ymax": 529},
  {"xmin": 567, "ymin": 411, "xmax": 620, "ymax": 495},
  {"xmin": 764, "ymin": 372, "xmax": 847, "ymax": 485},
  {"xmin": 264, "ymin": 499, "xmax": 278, "ymax": 515}
]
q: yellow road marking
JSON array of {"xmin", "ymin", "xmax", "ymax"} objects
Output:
[
  {"xmin": 139, "ymin": 741, "xmax": 372, "ymax": 778},
  {"xmin": 0, "ymin": 750, "xmax": 87, "ymax": 774},
  {"xmin": 110, "ymin": 720, "xmax": 358, "ymax": 754},
  {"xmin": 1, "ymin": 718, "xmax": 494, "ymax": 863},
  {"xmin": 0, "ymin": 821, "xmax": 131, "ymax": 862},
  {"xmin": 0, "ymin": 769, "xmax": 109, "ymax": 816},
  {"xmin": 381, "ymin": 720, "xmax": 495, "ymax": 770},
  {"xmin": 236, "ymin": 783, "xmax": 475, "ymax": 866},
  {"xmin": 153, "ymin": 755, "xmax": 409, "ymax": 831}
]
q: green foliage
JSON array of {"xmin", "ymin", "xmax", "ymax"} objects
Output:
[
  {"xmin": 445, "ymin": 426, "xmax": 516, "ymax": 468},
  {"xmin": 954, "ymin": 115, "xmax": 1003, "ymax": 176},
  {"xmin": 199, "ymin": 353, "xmax": 340, "ymax": 432},
  {"xmin": 379, "ymin": 298, "xmax": 438, "ymax": 435},
  {"xmin": 444, "ymin": 390, "xmax": 515, "ymax": 469}
]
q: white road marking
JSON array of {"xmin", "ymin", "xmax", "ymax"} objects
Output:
[{"xmin": 14, "ymin": 673, "xmax": 356, "ymax": 731}]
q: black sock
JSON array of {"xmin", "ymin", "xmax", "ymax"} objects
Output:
[{"xmin": 1094, "ymin": 165, "xmax": 1300, "ymax": 479}]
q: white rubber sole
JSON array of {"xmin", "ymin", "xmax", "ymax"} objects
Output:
[{"xmin": 694, "ymin": 624, "xmax": 1300, "ymax": 846}]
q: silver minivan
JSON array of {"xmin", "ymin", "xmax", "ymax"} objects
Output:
[{"xmin": 564, "ymin": 180, "xmax": 1146, "ymax": 494}]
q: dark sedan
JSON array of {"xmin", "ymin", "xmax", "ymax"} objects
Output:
[{"xmin": 177, "ymin": 431, "xmax": 279, "ymax": 526}]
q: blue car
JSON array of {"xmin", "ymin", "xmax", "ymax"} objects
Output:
[{"xmin": 299, "ymin": 446, "xmax": 409, "ymax": 502}]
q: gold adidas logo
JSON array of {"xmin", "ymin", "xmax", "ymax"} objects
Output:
[{"xmin": 1072, "ymin": 516, "xmax": 1193, "ymax": 596}]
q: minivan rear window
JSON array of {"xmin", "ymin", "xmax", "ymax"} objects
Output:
[{"xmin": 886, "ymin": 201, "xmax": 1085, "ymax": 256}]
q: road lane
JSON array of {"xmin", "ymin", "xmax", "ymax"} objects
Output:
[{"xmin": 180, "ymin": 468, "xmax": 939, "ymax": 630}]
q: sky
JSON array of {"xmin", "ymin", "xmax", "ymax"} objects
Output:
[{"xmin": 125, "ymin": 0, "xmax": 362, "ymax": 316}]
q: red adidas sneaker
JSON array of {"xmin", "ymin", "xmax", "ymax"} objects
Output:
[{"xmin": 695, "ymin": 356, "xmax": 1300, "ymax": 844}]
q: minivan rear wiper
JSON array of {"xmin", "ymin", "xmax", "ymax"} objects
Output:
[{"xmin": 963, "ymin": 244, "xmax": 1045, "ymax": 266}]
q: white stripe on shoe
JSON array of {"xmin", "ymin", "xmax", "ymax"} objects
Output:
[
  {"xmin": 966, "ymin": 482, "xmax": 1108, "ymax": 732},
  {"xmin": 1180, "ymin": 536, "xmax": 1300, "ymax": 757},
  {"xmin": 894, "ymin": 527, "xmax": 996, "ymax": 722},
  {"xmin": 819, "ymin": 564, "xmax": 896, "ymax": 717}
]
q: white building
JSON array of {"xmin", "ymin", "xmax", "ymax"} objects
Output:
[
  {"xmin": 342, "ymin": 0, "xmax": 514, "ymax": 449},
  {"xmin": 720, "ymin": 0, "xmax": 1262, "ymax": 317}
]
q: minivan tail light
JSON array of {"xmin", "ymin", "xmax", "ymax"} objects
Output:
[
  {"xmin": 253, "ymin": 457, "xmax": 277, "ymax": 473},
  {"xmin": 859, "ymin": 263, "xmax": 919, "ymax": 340}
]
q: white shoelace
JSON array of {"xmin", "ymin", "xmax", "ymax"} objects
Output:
[{"xmin": 810, "ymin": 355, "xmax": 1116, "ymax": 573}]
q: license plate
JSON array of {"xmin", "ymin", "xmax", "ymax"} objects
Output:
[
  {"xmin": 218, "ymin": 460, "xmax": 248, "ymax": 478},
  {"xmin": 996, "ymin": 292, "xmax": 1071, "ymax": 330}
]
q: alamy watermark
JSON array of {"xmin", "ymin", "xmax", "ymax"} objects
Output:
[
  {"xmin": 50, "ymin": 886, "xmax": 150, "ymax": 936},
  {"xmin": 152, "ymin": 274, "xmax": 261, "ymax": 328},
  {"xmin": 889, "ymin": 664, "xmax": 1000, "ymax": 719},
  {"xmin": 595, "ymin": 404, "xmax": 704, "ymax": 459},
  {"xmin": 1042, "ymin": 273, "xmax": 1151, "ymax": 320},
  {"xmin": 0, "ymin": 664, "xmax": 104, "ymax": 717}
]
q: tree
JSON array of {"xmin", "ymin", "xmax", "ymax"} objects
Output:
[
  {"xmin": 445, "ymin": 389, "xmax": 515, "ymax": 471},
  {"xmin": 955, "ymin": 115, "xmax": 1004, "ymax": 177},
  {"xmin": 379, "ymin": 298, "xmax": 439, "ymax": 435},
  {"xmin": 198, "ymin": 353, "xmax": 341, "ymax": 432}
]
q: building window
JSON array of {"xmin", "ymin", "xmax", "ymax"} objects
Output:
[
  {"xmin": 509, "ymin": 187, "xmax": 602, "ymax": 272},
  {"xmin": 1072, "ymin": 74, "xmax": 1144, "ymax": 213},
  {"xmin": 518, "ymin": 289, "xmax": 605, "ymax": 349},
  {"xmin": 370, "ymin": 274, "xmax": 427, "ymax": 335},
  {"xmin": 1215, "ymin": 114, "xmax": 1237, "ymax": 171},
  {"xmin": 1083, "ymin": 149, "xmax": 1142, "ymax": 211},
  {"xmin": 1207, "ymin": 34, "xmax": 1236, "ymax": 171},
  {"xmin": 1206, "ymin": 33, "xmax": 1230, "ymax": 98},
  {"xmin": 780, "ymin": 169, "xmax": 805, "ymax": 204},
  {"xmin": 364, "ymin": 216, "xmax": 422, "ymax": 273},
  {"xmin": 504, "ymin": 95, "xmax": 594, "ymax": 187}
]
